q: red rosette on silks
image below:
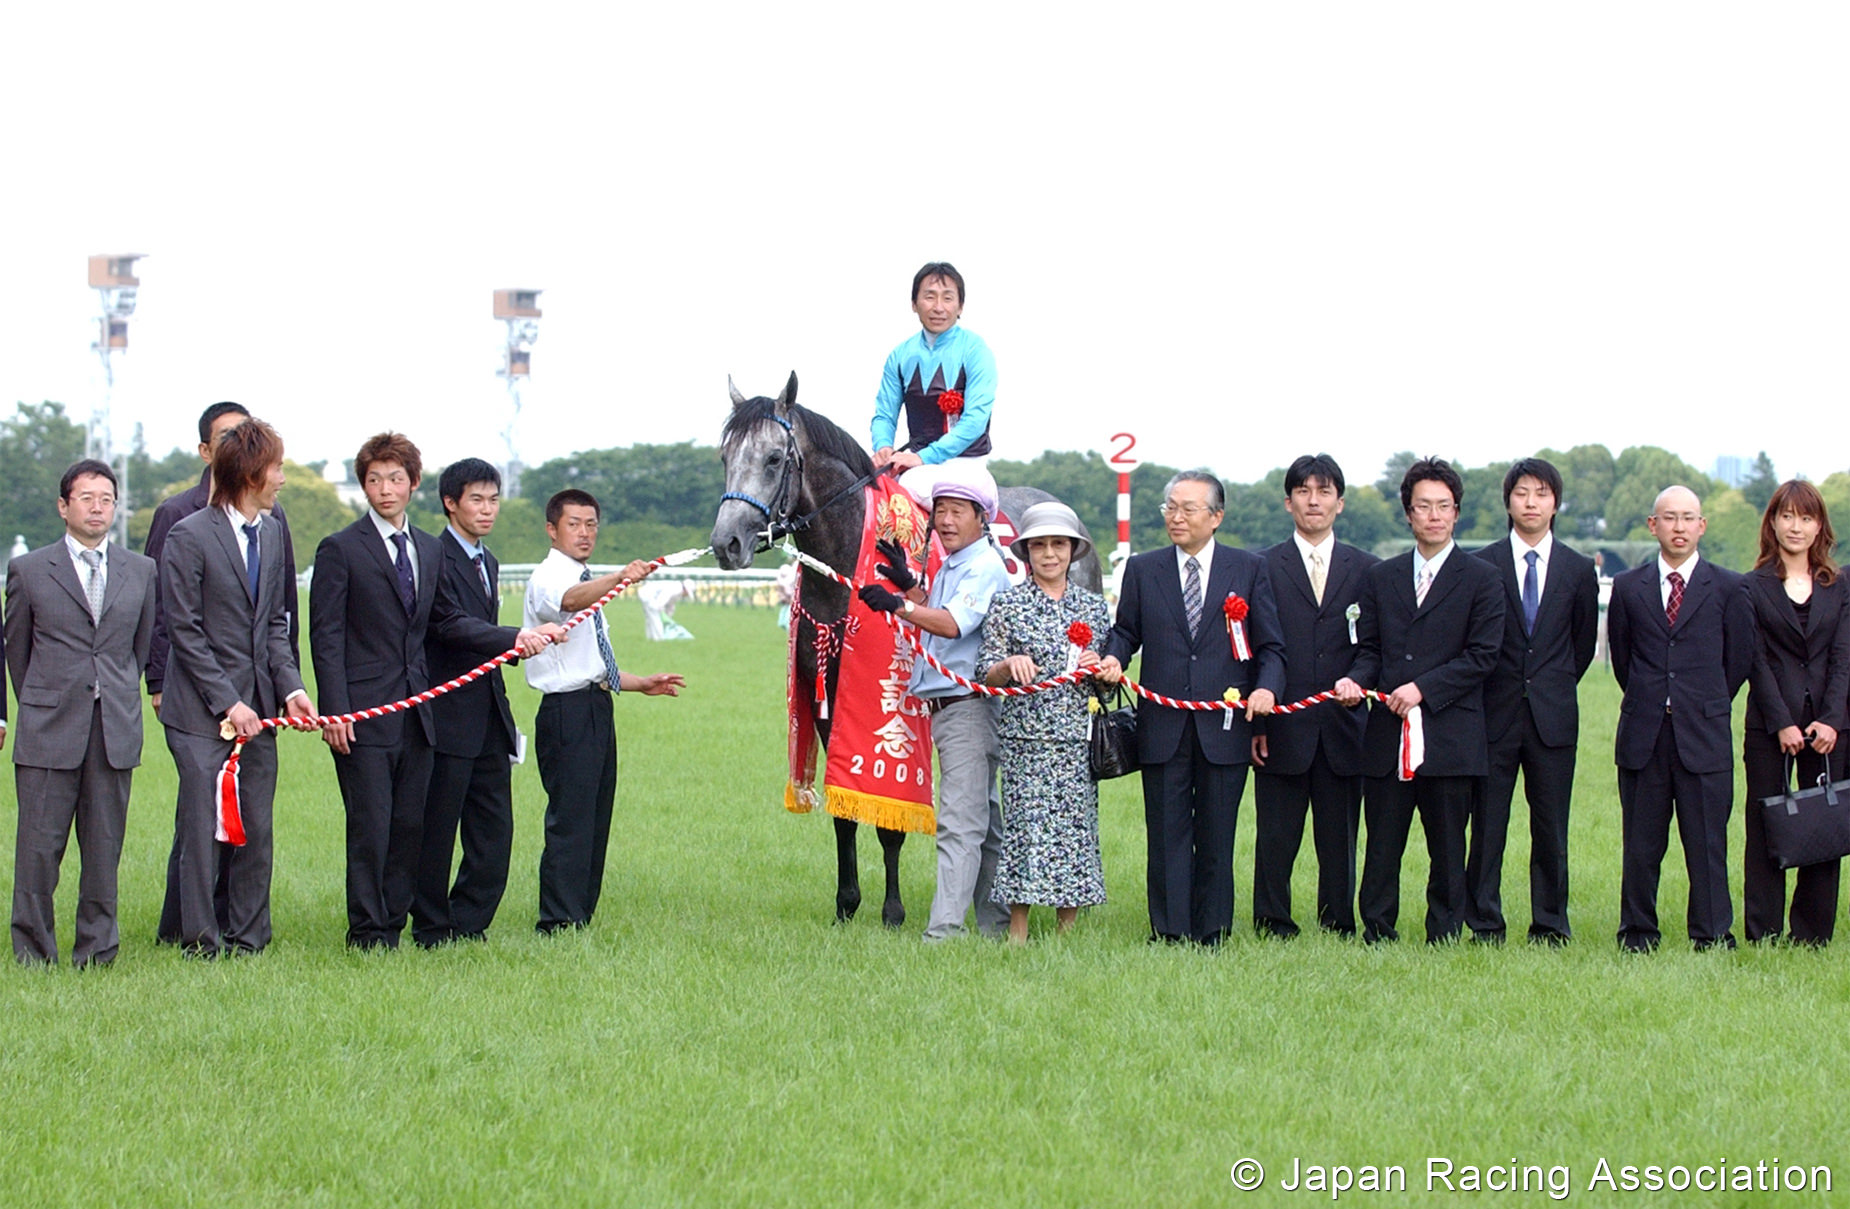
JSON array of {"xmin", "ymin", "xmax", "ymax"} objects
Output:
[
  {"xmin": 937, "ymin": 390, "xmax": 965, "ymax": 422},
  {"xmin": 1065, "ymin": 620, "xmax": 1093, "ymax": 675},
  {"xmin": 1223, "ymin": 593, "xmax": 1251, "ymax": 661}
]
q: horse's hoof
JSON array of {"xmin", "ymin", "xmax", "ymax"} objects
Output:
[
  {"xmin": 881, "ymin": 899, "xmax": 905, "ymax": 929},
  {"xmin": 836, "ymin": 888, "xmax": 862, "ymax": 923}
]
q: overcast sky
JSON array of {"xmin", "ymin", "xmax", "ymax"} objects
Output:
[{"xmin": 4, "ymin": 3, "xmax": 1844, "ymax": 495}]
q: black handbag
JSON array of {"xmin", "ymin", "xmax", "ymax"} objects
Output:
[
  {"xmin": 1088, "ymin": 684, "xmax": 1139, "ymax": 781},
  {"xmin": 1758, "ymin": 756, "xmax": 1850, "ymax": 870}
]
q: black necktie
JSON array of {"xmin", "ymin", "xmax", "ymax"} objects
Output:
[
  {"xmin": 474, "ymin": 553, "xmax": 493, "ymax": 605},
  {"xmin": 391, "ymin": 532, "xmax": 415, "ymax": 616},
  {"xmin": 242, "ymin": 523, "xmax": 261, "ymax": 604}
]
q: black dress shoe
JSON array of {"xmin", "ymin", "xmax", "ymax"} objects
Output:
[
  {"xmin": 1254, "ymin": 919, "xmax": 1300, "ymax": 941},
  {"xmin": 1693, "ymin": 933, "xmax": 1738, "ymax": 952}
]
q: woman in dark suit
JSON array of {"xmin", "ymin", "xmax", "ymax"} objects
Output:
[{"xmin": 1743, "ymin": 480, "xmax": 1850, "ymax": 944}]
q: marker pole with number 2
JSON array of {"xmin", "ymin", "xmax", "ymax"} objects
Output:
[{"xmin": 1107, "ymin": 432, "xmax": 1138, "ymax": 565}]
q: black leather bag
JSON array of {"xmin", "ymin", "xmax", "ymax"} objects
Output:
[
  {"xmin": 1759, "ymin": 756, "xmax": 1850, "ymax": 870},
  {"xmin": 1088, "ymin": 685, "xmax": 1139, "ymax": 781}
]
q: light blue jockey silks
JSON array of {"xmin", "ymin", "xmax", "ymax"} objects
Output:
[{"xmin": 870, "ymin": 323, "xmax": 997, "ymax": 465}]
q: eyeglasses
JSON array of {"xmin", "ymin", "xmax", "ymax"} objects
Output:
[
  {"xmin": 1159, "ymin": 502, "xmax": 1219, "ymax": 519},
  {"xmin": 1652, "ymin": 512, "xmax": 1702, "ymax": 526},
  {"xmin": 1408, "ymin": 501, "xmax": 1456, "ymax": 517}
]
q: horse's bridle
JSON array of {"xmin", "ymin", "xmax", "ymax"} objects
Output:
[{"xmin": 720, "ymin": 412, "xmax": 877, "ymax": 553}]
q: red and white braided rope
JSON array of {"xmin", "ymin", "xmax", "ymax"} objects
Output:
[
  {"xmin": 220, "ymin": 547, "xmax": 710, "ymax": 745},
  {"xmin": 785, "ymin": 548, "xmax": 1392, "ymax": 713}
]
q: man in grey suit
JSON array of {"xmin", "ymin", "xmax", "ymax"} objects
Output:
[
  {"xmin": 7, "ymin": 460, "xmax": 158, "ymax": 966},
  {"xmin": 160, "ymin": 419, "xmax": 318, "ymax": 958}
]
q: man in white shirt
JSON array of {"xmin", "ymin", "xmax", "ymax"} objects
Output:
[{"xmin": 524, "ymin": 489, "xmax": 684, "ymax": 933}]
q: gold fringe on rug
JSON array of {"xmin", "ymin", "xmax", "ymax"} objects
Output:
[{"xmin": 824, "ymin": 785, "xmax": 935, "ymax": 834}]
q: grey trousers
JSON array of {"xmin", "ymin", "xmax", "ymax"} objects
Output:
[
  {"xmin": 11, "ymin": 704, "xmax": 132, "ymax": 966},
  {"xmin": 924, "ymin": 696, "xmax": 1008, "ymax": 940},
  {"xmin": 166, "ymin": 726, "xmax": 279, "ymax": 955}
]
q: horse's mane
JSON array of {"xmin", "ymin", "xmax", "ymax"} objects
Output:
[{"xmin": 723, "ymin": 397, "xmax": 874, "ymax": 479}]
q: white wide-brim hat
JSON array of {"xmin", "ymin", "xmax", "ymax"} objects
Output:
[{"xmin": 1008, "ymin": 501, "xmax": 1093, "ymax": 563}]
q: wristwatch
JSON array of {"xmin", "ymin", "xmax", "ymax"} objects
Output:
[{"xmin": 903, "ymin": 599, "xmax": 916, "ymax": 617}]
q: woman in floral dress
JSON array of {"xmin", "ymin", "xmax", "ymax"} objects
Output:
[{"xmin": 978, "ymin": 502, "xmax": 1112, "ymax": 942}]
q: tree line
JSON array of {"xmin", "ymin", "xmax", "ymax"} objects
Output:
[{"xmin": 4, "ymin": 401, "xmax": 1838, "ymax": 573}]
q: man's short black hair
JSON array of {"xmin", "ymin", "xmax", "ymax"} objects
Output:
[
  {"xmin": 439, "ymin": 458, "xmax": 502, "ymax": 517},
  {"xmin": 911, "ymin": 262, "xmax": 965, "ymax": 304},
  {"xmin": 545, "ymin": 488, "xmax": 600, "ymax": 527},
  {"xmin": 1502, "ymin": 457, "xmax": 1565, "ymax": 527},
  {"xmin": 60, "ymin": 458, "xmax": 119, "ymax": 499},
  {"xmin": 198, "ymin": 401, "xmax": 251, "ymax": 445},
  {"xmin": 1400, "ymin": 456, "xmax": 1464, "ymax": 513},
  {"xmin": 1284, "ymin": 453, "xmax": 1346, "ymax": 497}
]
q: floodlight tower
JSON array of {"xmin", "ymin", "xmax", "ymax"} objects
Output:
[
  {"xmin": 493, "ymin": 288, "xmax": 542, "ymax": 496},
  {"xmin": 88, "ymin": 253, "xmax": 144, "ymax": 545}
]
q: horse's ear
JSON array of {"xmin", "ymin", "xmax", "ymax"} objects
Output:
[
  {"xmin": 728, "ymin": 376, "xmax": 747, "ymax": 408},
  {"xmin": 773, "ymin": 371, "xmax": 798, "ymax": 417}
]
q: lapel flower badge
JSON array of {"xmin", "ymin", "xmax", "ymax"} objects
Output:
[{"xmin": 1223, "ymin": 593, "xmax": 1251, "ymax": 661}]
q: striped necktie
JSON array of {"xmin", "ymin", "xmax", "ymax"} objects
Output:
[
  {"xmin": 80, "ymin": 548, "xmax": 104, "ymax": 622},
  {"xmin": 1183, "ymin": 556, "xmax": 1203, "ymax": 639},
  {"xmin": 581, "ymin": 566, "xmax": 622, "ymax": 689}
]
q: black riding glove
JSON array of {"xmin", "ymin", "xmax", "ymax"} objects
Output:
[
  {"xmin": 858, "ymin": 584, "xmax": 905, "ymax": 614},
  {"xmin": 873, "ymin": 538, "xmax": 918, "ymax": 591}
]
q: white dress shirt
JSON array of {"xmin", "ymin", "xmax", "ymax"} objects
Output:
[
  {"xmin": 369, "ymin": 509, "xmax": 419, "ymax": 589},
  {"xmin": 1413, "ymin": 540, "xmax": 1456, "ymax": 594},
  {"xmin": 1510, "ymin": 528, "xmax": 1553, "ymax": 600},
  {"xmin": 64, "ymin": 533, "xmax": 107, "ymax": 593},
  {"xmin": 1658, "ymin": 551, "xmax": 1701, "ymax": 610},
  {"xmin": 523, "ymin": 546, "xmax": 617, "ymax": 694},
  {"xmin": 1175, "ymin": 539, "xmax": 1215, "ymax": 595},
  {"xmin": 1293, "ymin": 530, "xmax": 1334, "ymax": 589}
]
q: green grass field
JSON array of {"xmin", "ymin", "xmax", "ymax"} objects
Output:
[{"xmin": 4, "ymin": 600, "xmax": 1847, "ymax": 1207}]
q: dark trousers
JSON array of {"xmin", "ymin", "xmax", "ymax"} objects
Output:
[
  {"xmin": 168, "ymin": 726, "xmax": 278, "ymax": 955},
  {"xmin": 1359, "ymin": 772, "xmax": 1475, "ymax": 944},
  {"xmin": 1251, "ymin": 745, "xmax": 1360, "ymax": 936},
  {"xmin": 1617, "ymin": 715, "xmax": 1735, "ymax": 949},
  {"xmin": 412, "ymin": 724, "xmax": 514, "ymax": 945},
  {"xmin": 11, "ymin": 703, "xmax": 132, "ymax": 966},
  {"xmin": 1468, "ymin": 711, "xmax": 1577, "ymax": 941},
  {"xmin": 334, "ymin": 728, "xmax": 434, "ymax": 949},
  {"xmin": 1742, "ymin": 729, "xmax": 1841, "ymax": 944},
  {"xmin": 1140, "ymin": 727, "xmax": 1247, "ymax": 944},
  {"xmin": 536, "ymin": 689, "xmax": 617, "ymax": 931},
  {"xmin": 157, "ymin": 804, "xmax": 230, "ymax": 945}
]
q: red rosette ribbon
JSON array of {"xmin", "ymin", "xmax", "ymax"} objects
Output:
[
  {"xmin": 1223, "ymin": 593, "xmax": 1251, "ymax": 660},
  {"xmin": 937, "ymin": 390, "xmax": 965, "ymax": 421},
  {"xmin": 1065, "ymin": 619, "xmax": 1093, "ymax": 675}
]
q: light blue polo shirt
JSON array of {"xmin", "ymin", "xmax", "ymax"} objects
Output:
[{"xmin": 909, "ymin": 537, "xmax": 1010, "ymax": 698}]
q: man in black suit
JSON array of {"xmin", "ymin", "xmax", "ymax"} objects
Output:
[
  {"xmin": 1607, "ymin": 484, "xmax": 1756, "ymax": 951},
  {"xmin": 1468, "ymin": 457, "xmax": 1600, "ymax": 944},
  {"xmin": 1336, "ymin": 458, "xmax": 1504, "ymax": 944},
  {"xmin": 1250, "ymin": 454, "xmax": 1378, "ymax": 938},
  {"xmin": 147, "ymin": 400, "xmax": 299, "ymax": 946},
  {"xmin": 310, "ymin": 432, "xmax": 443, "ymax": 950},
  {"xmin": 411, "ymin": 459, "xmax": 561, "ymax": 947},
  {"xmin": 1099, "ymin": 470, "xmax": 1285, "ymax": 945}
]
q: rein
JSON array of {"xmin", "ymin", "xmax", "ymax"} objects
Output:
[{"xmin": 719, "ymin": 411, "xmax": 878, "ymax": 553}]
